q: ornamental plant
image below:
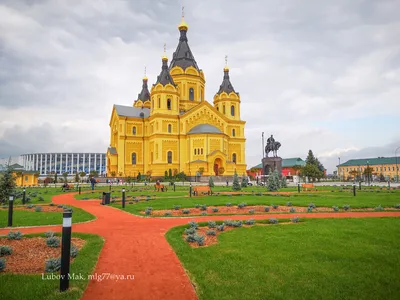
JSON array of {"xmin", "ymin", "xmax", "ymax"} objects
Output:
[
  {"xmin": 7, "ymin": 231, "xmax": 22, "ymax": 240},
  {"xmin": 208, "ymin": 176, "xmax": 215, "ymax": 188},
  {"xmin": 0, "ymin": 258, "xmax": 5, "ymax": 272},
  {"xmin": 46, "ymin": 237, "xmax": 60, "ymax": 248},
  {"xmin": 0, "ymin": 246, "xmax": 12, "ymax": 256},
  {"xmin": 267, "ymin": 170, "xmax": 280, "ymax": 192},
  {"xmin": 208, "ymin": 221, "xmax": 216, "ymax": 228},
  {"xmin": 45, "ymin": 258, "xmax": 61, "ymax": 273},
  {"xmin": 232, "ymin": 171, "xmax": 241, "ymax": 191},
  {"xmin": 206, "ymin": 230, "xmax": 216, "ymax": 236}
]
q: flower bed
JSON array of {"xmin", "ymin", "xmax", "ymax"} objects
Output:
[{"xmin": 0, "ymin": 236, "xmax": 85, "ymax": 274}]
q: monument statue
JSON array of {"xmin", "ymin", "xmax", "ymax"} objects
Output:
[{"xmin": 265, "ymin": 135, "xmax": 281, "ymax": 157}]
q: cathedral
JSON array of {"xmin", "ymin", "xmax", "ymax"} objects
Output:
[{"xmin": 106, "ymin": 15, "xmax": 246, "ymax": 178}]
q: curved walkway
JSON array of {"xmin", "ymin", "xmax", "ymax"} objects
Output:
[{"xmin": 1, "ymin": 193, "xmax": 400, "ymax": 300}]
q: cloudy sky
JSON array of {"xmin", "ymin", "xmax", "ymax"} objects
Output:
[{"xmin": 1, "ymin": 0, "xmax": 399, "ymax": 172}]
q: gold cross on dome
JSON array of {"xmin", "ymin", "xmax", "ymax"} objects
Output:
[
  {"xmin": 225, "ymin": 55, "xmax": 228, "ymax": 66},
  {"xmin": 182, "ymin": 6, "xmax": 185, "ymax": 18},
  {"xmin": 164, "ymin": 43, "xmax": 166, "ymax": 54},
  {"xmin": 144, "ymin": 66, "xmax": 146, "ymax": 76}
]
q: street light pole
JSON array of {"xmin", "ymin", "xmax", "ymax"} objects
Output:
[
  {"xmin": 367, "ymin": 160, "xmax": 370, "ymax": 186},
  {"xmin": 396, "ymin": 146, "xmax": 400, "ymax": 183}
]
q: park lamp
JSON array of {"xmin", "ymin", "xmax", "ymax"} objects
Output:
[
  {"xmin": 122, "ymin": 188, "xmax": 125, "ymax": 193},
  {"xmin": 9, "ymin": 195, "xmax": 14, "ymax": 202},
  {"xmin": 23, "ymin": 188, "xmax": 26, "ymax": 192}
]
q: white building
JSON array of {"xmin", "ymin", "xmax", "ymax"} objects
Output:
[{"xmin": 21, "ymin": 153, "xmax": 106, "ymax": 176}]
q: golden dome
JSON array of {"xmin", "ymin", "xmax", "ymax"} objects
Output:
[
  {"xmin": 143, "ymin": 75, "xmax": 148, "ymax": 81},
  {"xmin": 224, "ymin": 66, "xmax": 229, "ymax": 72},
  {"xmin": 178, "ymin": 17, "xmax": 188, "ymax": 31}
]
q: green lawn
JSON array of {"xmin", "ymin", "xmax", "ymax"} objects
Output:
[
  {"xmin": 0, "ymin": 207, "xmax": 95, "ymax": 228},
  {"xmin": 106, "ymin": 189, "xmax": 400, "ymax": 216},
  {"xmin": 166, "ymin": 218, "xmax": 400, "ymax": 300},
  {"xmin": 8, "ymin": 188, "xmax": 66, "ymax": 205},
  {"xmin": 0, "ymin": 232, "xmax": 104, "ymax": 300}
]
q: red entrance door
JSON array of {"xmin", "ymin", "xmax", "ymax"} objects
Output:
[{"xmin": 214, "ymin": 164, "xmax": 219, "ymax": 176}]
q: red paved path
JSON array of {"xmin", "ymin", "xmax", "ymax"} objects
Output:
[{"xmin": 1, "ymin": 193, "xmax": 400, "ymax": 300}]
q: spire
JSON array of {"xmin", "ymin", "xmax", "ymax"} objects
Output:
[
  {"xmin": 178, "ymin": 6, "xmax": 188, "ymax": 32},
  {"xmin": 169, "ymin": 9, "xmax": 199, "ymax": 71},
  {"xmin": 137, "ymin": 66, "xmax": 150, "ymax": 102},
  {"xmin": 154, "ymin": 44, "xmax": 175, "ymax": 86},
  {"xmin": 217, "ymin": 56, "xmax": 237, "ymax": 95}
]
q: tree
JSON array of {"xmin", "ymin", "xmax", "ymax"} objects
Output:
[
  {"xmin": 164, "ymin": 170, "xmax": 168, "ymax": 179},
  {"xmin": 89, "ymin": 170, "xmax": 99, "ymax": 178},
  {"xmin": 75, "ymin": 173, "xmax": 80, "ymax": 183},
  {"xmin": 168, "ymin": 168, "xmax": 172, "ymax": 178},
  {"xmin": 198, "ymin": 167, "xmax": 205, "ymax": 176},
  {"xmin": 137, "ymin": 172, "xmax": 141, "ymax": 181},
  {"xmin": 232, "ymin": 171, "xmax": 241, "ymax": 191},
  {"xmin": 218, "ymin": 167, "xmax": 225, "ymax": 176},
  {"xmin": 208, "ymin": 176, "xmax": 215, "ymax": 188},
  {"xmin": 315, "ymin": 158, "xmax": 325, "ymax": 181},
  {"xmin": 267, "ymin": 170, "xmax": 280, "ymax": 191},
  {"xmin": 176, "ymin": 172, "xmax": 187, "ymax": 182},
  {"xmin": 363, "ymin": 167, "xmax": 373, "ymax": 182},
  {"xmin": 62, "ymin": 172, "xmax": 68, "ymax": 183},
  {"xmin": 302, "ymin": 164, "xmax": 320, "ymax": 182},
  {"xmin": 54, "ymin": 173, "xmax": 58, "ymax": 183},
  {"xmin": 281, "ymin": 176, "xmax": 287, "ymax": 188},
  {"xmin": 126, "ymin": 176, "xmax": 133, "ymax": 185},
  {"xmin": 241, "ymin": 174, "xmax": 248, "ymax": 188},
  {"xmin": 0, "ymin": 160, "xmax": 16, "ymax": 203},
  {"xmin": 349, "ymin": 170, "xmax": 358, "ymax": 180},
  {"xmin": 110, "ymin": 171, "xmax": 116, "ymax": 177},
  {"xmin": 306, "ymin": 150, "xmax": 317, "ymax": 166},
  {"xmin": 79, "ymin": 171, "xmax": 86, "ymax": 181}
]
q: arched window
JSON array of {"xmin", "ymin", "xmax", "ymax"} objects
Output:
[
  {"xmin": 223, "ymin": 105, "xmax": 226, "ymax": 114},
  {"xmin": 232, "ymin": 129, "xmax": 236, "ymax": 137},
  {"xmin": 168, "ymin": 124, "xmax": 172, "ymax": 133},
  {"xmin": 232, "ymin": 153, "xmax": 237, "ymax": 163},
  {"xmin": 231, "ymin": 105, "xmax": 235, "ymax": 116},
  {"xmin": 194, "ymin": 149, "xmax": 197, "ymax": 155},
  {"xmin": 132, "ymin": 153, "xmax": 137, "ymax": 165},
  {"xmin": 189, "ymin": 88, "xmax": 194, "ymax": 101},
  {"xmin": 132, "ymin": 127, "xmax": 136, "ymax": 135},
  {"xmin": 158, "ymin": 97, "xmax": 160, "ymax": 108},
  {"xmin": 167, "ymin": 151, "xmax": 172, "ymax": 164},
  {"xmin": 167, "ymin": 98, "xmax": 171, "ymax": 110},
  {"xmin": 201, "ymin": 148, "xmax": 203, "ymax": 154}
]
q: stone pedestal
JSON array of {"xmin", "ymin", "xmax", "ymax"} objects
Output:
[{"xmin": 262, "ymin": 157, "xmax": 282, "ymax": 178}]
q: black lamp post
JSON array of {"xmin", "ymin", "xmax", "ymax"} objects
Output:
[
  {"xmin": 8, "ymin": 195, "xmax": 14, "ymax": 227},
  {"xmin": 338, "ymin": 157, "xmax": 341, "ymax": 182},
  {"xmin": 367, "ymin": 160, "xmax": 370, "ymax": 186}
]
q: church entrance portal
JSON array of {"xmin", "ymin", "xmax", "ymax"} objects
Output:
[{"xmin": 214, "ymin": 158, "xmax": 222, "ymax": 176}]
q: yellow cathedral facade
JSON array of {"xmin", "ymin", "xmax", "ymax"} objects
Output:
[{"xmin": 106, "ymin": 16, "xmax": 246, "ymax": 178}]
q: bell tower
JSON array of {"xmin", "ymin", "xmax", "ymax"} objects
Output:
[
  {"xmin": 213, "ymin": 56, "xmax": 241, "ymax": 121},
  {"xmin": 150, "ymin": 44, "xmax": 180, "ymax": 116}
]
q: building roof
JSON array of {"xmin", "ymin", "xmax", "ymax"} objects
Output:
[
  {"xmin": 169, "ymin": 26, "xmax": 200, "ymax": 71},
  {"xmin": 154, "ymin": 58, "xmax": 176, "ymax": 86},
  {"xmin": 10, "ymin": 163, "xmax": 24, "ymax": 170},
  {"xmin": 217, "ymin": 68, "xmax": 237, "ymax": 95},
  {"xmin": 250, "ymin": 157, "xmax": 305, "ymax": 169},
  {"xmin": 282, "ymin": 158, "xmax": 306, "ymax": 168},
  {"xmin": 108, "ymin": 147, "xmax": 117, "ymax": 155},
  {"xmin": 137, "ymin": 78, "xmax": 150, "ymax": 102},
  {"xmin": 114, "ymin": 105, "xmax": 150, "ymax": 118},
  {"xmin": 189, "ymin": 159, "xmax": 207, "ymax": 163},
  {"xmin": 338, "ymin": 157, "xmax": 399, "ymax": 167},
  {"xmin": 188, "ymin": 124, "xmax": 222, "ymax": 135}
]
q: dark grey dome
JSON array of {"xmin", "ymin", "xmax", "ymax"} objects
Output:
[{"xmin": 188, "ymin": 124, "xmax": 222, "ymax": 135}]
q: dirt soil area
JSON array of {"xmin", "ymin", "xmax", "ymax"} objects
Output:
[{"xmin": 0, "ymin": 236, "xmax": 85, "ymax": 274}]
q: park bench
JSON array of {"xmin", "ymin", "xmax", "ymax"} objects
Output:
[
  {"xmin": 302, "ymin": 183, "xmax": 317, "ymax": 191},
  {"xmin": 193, "ymin": 186, "xmax": 212, "ymax": 196},
  {"xmin": 154, "ymin": 183, "xmax": 167, "ymax": 192}
]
